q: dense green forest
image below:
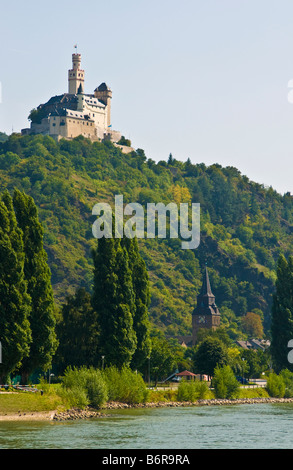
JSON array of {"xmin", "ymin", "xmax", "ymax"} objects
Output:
[
  {"xmin": 0, "ymin": 133, "xmax": 292, "ymax": 341},
  {"xmin": 0, "ymin": 132, "xmax": 8, "ymax": 143}
]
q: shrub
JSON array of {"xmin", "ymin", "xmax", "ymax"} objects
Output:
[
  {"xmin": 239, "ymin": 387, "xmax": 269, "ymax": 399},
  {"xmin": 148, "ymin": 389, "xmax": 178, "ymax": 402},
  {"xmin": 59, "ymin": 386, "xmax": 89, "ymax": 409},
  {"xmin": 212, "ymin": 365, "xmax": 240, "ymax": 399},
  {"xmin": 36, "ymin": 378, "xmax": 55, "ymax": 395},
  {"xmin": 266, "ymin": 372, "xmax": 286, "ymax": 398},
  {"xmin": 280, "ymin": 369, "xmax": 293, "ymax": 398},
  {"xmin": 102, "ymin": 366, "xmax": 149, "ymax": 404},
  {"xmin": 177, "ymin": 380, "xmax": 209, "ymax": 402},
  {"xmin": 60, "ymin": 366, "xmax": 108, "ymax": 409}
]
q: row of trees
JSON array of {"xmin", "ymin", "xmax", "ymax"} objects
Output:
[
  {"xmin": 270, "ymin": 254, "xmax": 293, "ymax": 373},
  {"xmin": 0, "ymin": 189, "xmax": 57, "ymax": 383},
  {"xmin": 57, "ymin": 235, "xmax": 151, "ymax": 374},
  {"xmin": 0, "ymin": 187, "xmax": 152, "ymax": 383},
  {"xmin": 0, "ymin": 185, "xmax": 292, "ymax": 385}
]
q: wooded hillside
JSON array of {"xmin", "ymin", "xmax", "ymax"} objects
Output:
[{"xmin": 0, "ymin": 133, "xmax": 291, "ymax": 340}]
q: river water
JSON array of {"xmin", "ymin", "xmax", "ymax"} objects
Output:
[{"xmin": 1, "ymin": 403, "xmax": 293, "ymax": 449}]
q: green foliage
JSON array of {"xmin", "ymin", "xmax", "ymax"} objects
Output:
[
  {"xmin": 238, "ymin": 387, "xmax": 269, "ymax": 398},
  {"xmin": 240, "ymin": 348, "xmax": 270, "ymax": 379},
  {"xmin": 266, "ymin": 372, "xmax": 286, "ymax": 398},
  {"xmin": 37, "ymin": 377, "xmax": 52, "ymax": 395},
  {"xmin": 0, "ymin": 132, "xmax": 8, "ymax": 143},
  {"xmin": 177, "ymin": 380, "xmax": 209, "ymax": 401},
  {"xmin": 280, "ymin": 369, "xmax": 293, "ymax": 397},
  {"xmin": 91, "ymin": 233, "xmax": 151, "ymax": 371},
  {"xmin": 28, "ymin": 108, "xmax": 46, "ymax": 124},
  {"xmin": 0, "ymin": 191, "xmax": 32, "ymax": 381},
  {"xmin": 60, "ymin": 366, "xmax": 108, "ymax": 409},
  {"xmin": 102, "ymin": 366, "xmax": 149, "ymax": 404},
  {"xmin": 212, "ymin": 365, "xmax": 240, "ymax": 399},
  {"xmin": 123, "ymin": 237, "xmax": 151, "ymax": 371},
  {"xmin": 117, "ymin": 136, "xmax": 131, "ymax": 147},
  {"xmin": 92, "ymin": 237, "xmax": 137, "ymax": 368},
  {"xmin": 193, "ymin": 337, "xmax": 228, "ymax": 376},
  {"xmin": 59, "ymin": 384, "xmax": 89, "ymax": 409},
  {"xmin": 149, "ymin": 334, "xmax": 177, "ymax": 383},
  {"xmin": 13, "ymin": 189, "xmax": 58, "ymax": 380},
  {"xmin": 148, "ymin": 388, "xmax": 178, "ymax": 402},
  {"xmin": 60, "ymin": 366, "xmax": 149, "ymax": 407},
  {"xmin": 57, "ymin": 287, "xmax": 99, "ymax": 371},
  {"xmin": 0, "ymin": 134, "xmax": 293, "ymax": 340},
  {"xmin": 270, "ymin": 255, "xmax": 293, "ymax": 373}
]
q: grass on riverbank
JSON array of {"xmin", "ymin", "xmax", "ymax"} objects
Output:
[
  {"xmin": 238, "ymin": 387, "xmax": 269, "ymax": 398},
  {"xmin": 0, "ymin": 386, "xmax": 270, "ymax": 415},
  {"xmin": 0, "ymin": 392, "xmax": 64, "ymax": 414},
  {"xmin": 148, "ymin": 386, "xmax": 269, "ymax": 402}
]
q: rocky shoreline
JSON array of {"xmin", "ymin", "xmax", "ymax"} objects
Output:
[
  {"xmin": 1, "ymin": 397, "xmax": 293, "ymax": 422},
  {"xmin": 103, "ymin": 397, "xmax": 293, "ymax": 409},
  {"xmin": 53, "ymin": 408, "xmax": 106, "ymax": 421},
  {"xmin": 51, "ymin": 397, "xmax": 293, "ymax": 421}
]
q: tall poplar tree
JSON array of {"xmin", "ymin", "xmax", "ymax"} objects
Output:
[
  {"xmin": 57, "ymin": 287, "xmax": 99, "ymax": 370},
  {"xmin": 92, "ymin": 237, "xmax": 137, "ymax": 368},
  {"xmin": 0, "ymin": 192, "xmax": 32, "ymax": 382},
  {"xmin": 270, "ymin": 254, "xmax": 293, "ymax": 373},
  {"xmin": 13, "ymin": 189, "xmax": 58, "ymax": 383},
  {"xmin": 122, "ymin": 237, "xmax": 151, "ymax": 371}
]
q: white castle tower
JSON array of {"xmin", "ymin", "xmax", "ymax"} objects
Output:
[{"xmin": 68, "ymin": 53, "xmax": 85, "ymax": 94}]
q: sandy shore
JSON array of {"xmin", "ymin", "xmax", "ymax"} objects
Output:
[{"xmin": 0, "ymin": 410, "xmax": 56, "ymax": 421}]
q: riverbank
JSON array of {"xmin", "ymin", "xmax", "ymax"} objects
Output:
[
  {"xmin": 0, "ymin": 410, "xmax": 56, "ymax": 421},
  {"xmin": 2, "ymin": 396, "xmax": 293, "ymax": 422},
  {"xmin": 102, "ymin": 396, "xmax": 293, "ymax": 410}
]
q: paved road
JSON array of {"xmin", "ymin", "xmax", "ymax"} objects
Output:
[{"xmin": 241, "ymin": 379, "xmax": 267, "ymax": 388}]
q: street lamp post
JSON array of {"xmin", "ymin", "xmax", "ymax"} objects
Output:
[
  {"xmin": 101, "ymin": 355, "xmax": 105, "ymax": 370},
  {"xmin": 147, "ymin": 357, "xmax": 150, "ymax": 386}
]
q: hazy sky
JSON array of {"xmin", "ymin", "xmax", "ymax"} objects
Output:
[{"xmin": 1, "ymin": 0, "xmax": 293, "ymax": 195}]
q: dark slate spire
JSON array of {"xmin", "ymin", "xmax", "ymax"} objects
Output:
[
  {"xmin": 193, "ymin": 266, "xmax": 220, "ymax": 316},
  {"xmin": 200, "ymin": 266, "xmax": 213, "ymax": 297}
]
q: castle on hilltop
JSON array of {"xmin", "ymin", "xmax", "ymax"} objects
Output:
[{"xmin": 22, "ymin": 52, "xmax": 125, "ymax": 146}]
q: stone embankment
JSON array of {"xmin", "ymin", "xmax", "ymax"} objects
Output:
[
  {"xmin": 53, "ymin": 407, "xmax": 106, "ymax": 421},
  {"xmin": 52, "ymin": 397, "xmax": 293, "ymax": 421},
  {"xmin": 103, "ymin": 397, "xmax": 293, "ymax": 409}
]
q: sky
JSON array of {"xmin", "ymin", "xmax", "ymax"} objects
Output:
[{"xmin": 1, "ymin": 0, "xmax": 293, "ymax": 195}]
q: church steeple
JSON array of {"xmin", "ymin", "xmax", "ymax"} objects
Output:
[
  {"xmin": 192, "ymin": 266, "xmax": 220, "ymax": 345},
  {"xmin": 200, "ymin": 266, "xmax": 213, "ymax": 297}
]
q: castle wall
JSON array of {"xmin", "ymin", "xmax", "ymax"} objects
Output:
[
  {"xmin": 77, "ymin": 95, "xmax": 107, "ymax": 131},
  {"xmin": 30, "ymin": 118, "xmax": 50, "ymax": 135},
  {"xmin": 49, "ymin": 115, "xmax": 97, "ymax": 140}
]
